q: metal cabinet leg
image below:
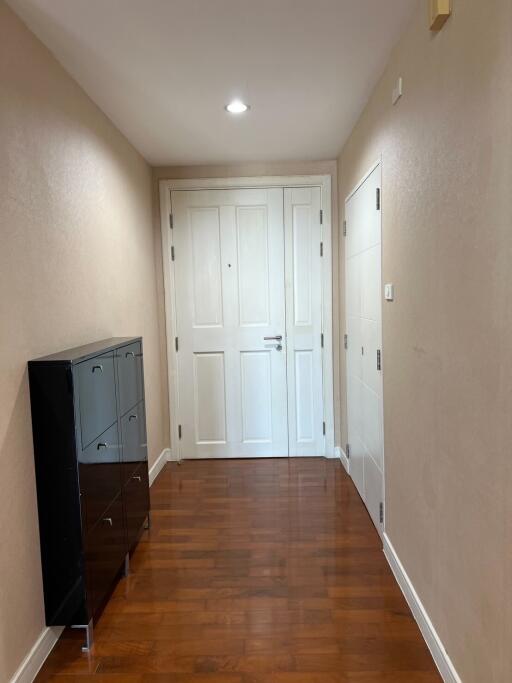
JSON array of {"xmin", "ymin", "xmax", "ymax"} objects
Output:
[
  {"xmin": 72, "ymin": 619, "xmax": 94, "ymax": 652},
  {"xmin": 144, "ymin": 512, "xmax": 151, "ymax": 530},
  {"xmin": 124, "ymin": 552, "xmax": 130, "ymax": 577}
]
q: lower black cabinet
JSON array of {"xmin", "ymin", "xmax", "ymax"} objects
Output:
[{"xmin": 28, "ymin": 338, "xmax": 150, "ymax": 649}]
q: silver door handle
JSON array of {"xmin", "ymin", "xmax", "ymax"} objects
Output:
[
  {"xmin": 263, "ymin": 335, "xmax": 283, "ymax": 341},
  {"xmin": 132, "ymin": 475, "xmax": 142, "ymax": 482},
  {"xmin": 102, "ymin": 517, "xmax": 113, "ymax": 526}
]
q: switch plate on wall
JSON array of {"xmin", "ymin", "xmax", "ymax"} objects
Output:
[
  {"xmin": 384, "ymin": 284, "xmax": 394, "ymax": 301},
  {"xmin": 392, "ymin": 77, "xmax": 403, "ymax": 105}
]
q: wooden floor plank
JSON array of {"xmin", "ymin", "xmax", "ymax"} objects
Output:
[{"xmin": 35, "ymin": 458, "xmax": 440, "ymax": 681}]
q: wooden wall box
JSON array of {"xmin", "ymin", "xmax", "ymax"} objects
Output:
[{"xmin": 430, "ymin": 0, "xmax": 451, "ymax": 31}]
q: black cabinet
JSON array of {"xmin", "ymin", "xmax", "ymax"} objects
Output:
[{"xmin": 28, "ymin": 337, "xmax": 150, "ymax": 649}]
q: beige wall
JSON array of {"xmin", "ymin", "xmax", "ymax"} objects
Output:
[
  {"xmin": 0, "ymin": 3, "xmax": 167, "ymax": 679},
  {"xmin": 153, "ymin": 161, "xmax": 342, "ymax": 449},
  {"xmin": 338, "ymin": 0, "xmax": 512, "ymax": 680}
]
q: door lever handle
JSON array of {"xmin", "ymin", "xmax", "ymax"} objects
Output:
[{"xmin": 263, "ymin": 335, "xmax": 283, "ymax": 341}]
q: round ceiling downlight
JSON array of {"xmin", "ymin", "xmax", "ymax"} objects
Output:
[{"xmin": 225, "ymin": 100, "xmax": 249, "ymax": 114}]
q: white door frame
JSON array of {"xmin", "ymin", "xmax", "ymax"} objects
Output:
[
  {"xmin": 344, "ymin": 158, "xmax": 385, "ymax": 531},
  {"xmin": 159, "ymin": 175, "xmax": 334, "ymax": 460}
]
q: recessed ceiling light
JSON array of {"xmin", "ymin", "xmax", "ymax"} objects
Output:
[{"xmin": 225, "ymin": 100, "xmax": 249, "ymax": 114}]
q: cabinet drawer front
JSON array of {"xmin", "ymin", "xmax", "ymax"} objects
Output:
[
  {"xmin": 117, "ymin": 342, "xmax": 143, "ymax": 416},
  {"xmin": 85, "ymin": 495, "xmax": 126, "ymax": 616},
  {"xmin": 78, "ymin": 353, "xmax": 117, "ymax": 447},
  {"xmin": 120, "ymin": 401, "xmax": 148, "ymax": 482},
  {"xmin": 79, "ymin": 422, "xmax": 122, "ymax": 531},
  {"xmin": 124, "ymin": 464, "xmax": 150, "ymax": 548}
]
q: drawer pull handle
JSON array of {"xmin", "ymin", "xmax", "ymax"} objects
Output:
[
  {"xmin": 132, "ymin": 475, "xmax": 142, "ymax": 482},
  {"xmin": 97, "ymin": 442, "xmax": 109, "ymax": 450},
  {"xmin": 128, "ymin": 414, "xmax": 138, "ymax": 422},
  {"xmin": 102, "ymin": 517, "xmax": 113, "ymax": 526},
  {"xmin": 92, "ymin": 364, "xmax": 103, "ymax": 373},
  {"xmin": 125, "ymin": 351, "xmax": 135, "ymax": 359}
]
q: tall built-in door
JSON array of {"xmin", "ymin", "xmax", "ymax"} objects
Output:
[{"xmin": 345, "ymin": 164, "xmax": 384, "ymax": 533}]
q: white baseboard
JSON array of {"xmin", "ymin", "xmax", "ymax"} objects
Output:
[
  {"xmin": 334, "ymin": 446, "xmax": 350, "ymax": 474},
  {"xmin": 383, "ymin": 534, "xmax": 462, "ymax": 683},
  {"xmin": 148, "ymin": 447, "xmax": 171, "ymax": 486},
  {"xmin": 9, "ymin": 625, "xmax": 64, "ymax": 683}
]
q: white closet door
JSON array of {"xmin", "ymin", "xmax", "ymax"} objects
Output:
[
  {"xmin": 284, "ymin": 187, "xmax": 325, "ymax": 456},
  {"xmin": 172, "ymin": 188, "xmax": 288, "ymax": 458},
  {"xmin": 345, "ymin": 164, "xmax": 384, "ymax": 533}
]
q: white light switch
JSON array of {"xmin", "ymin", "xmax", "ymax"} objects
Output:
[
  {"xmin": 392, "ymin": 77, "xmax": 403, "ymax": 105},
  {"xmin": 384, "ymin": 284, "xmax": 394, "ymax": 301}
]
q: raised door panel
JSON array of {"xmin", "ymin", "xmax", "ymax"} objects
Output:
[
  {"xmin": 79, "ymin": 421, "xmax": 122, "ymax": 532},
  {"xmin": 123, "ymin": 463, "xmax": 150, "ymax": 549},
  {"xmin": 190, "ymin": 207, "xmax": 224, "ymax": 328},
  {"xmin": 117, "ymin": 341, "xmax": 143, "ymax": 416},
  {"xmin": 240, "ymin": 351, "xmax": 272, "ymax": 443},
  {"xmin": 294, "ymin": 350, "xmax": 314, "ymax": 444},
  {"xmin": 78, "ymin": 353, "xmax": 117, "ymax": 448},
  {"xmin": 292, "ymin": 204, "xmax": 313, "ymax": 327},
  {"xmin": 193, "ymin": 353, "xmax": 226, "ymax": 444},
  {"xmin": 85, "ymin": 495, "xmax": 126, "ymax": 616},
  {"xmin": 120, "ymin": 401, "xmax": 147, "ymax": 483},
  {"xmin": 236, "ymin": 206, "xmax": 270, "ymax": 327}
]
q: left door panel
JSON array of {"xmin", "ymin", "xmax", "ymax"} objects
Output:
[{"xmin": 172, "ymin": 188, "xmax": 288, "ymax": 458}]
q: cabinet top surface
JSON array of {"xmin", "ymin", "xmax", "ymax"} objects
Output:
[{"xmin": 29, "ymin": 337, "xmax": 142, "ymax": 365}]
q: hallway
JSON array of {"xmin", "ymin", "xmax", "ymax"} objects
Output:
[{"xmin": 36, "ymin": 458, "xmax": 440, "ymax": 681}]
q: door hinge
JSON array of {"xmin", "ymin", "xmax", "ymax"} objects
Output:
[
  {"xmin": 323, "ymin": 421, "xmax": 326, "ymax": 436},
  {"xmin": 376, "ymin": 187, "xmax": 381, "ymax": 210},
  {"xmin": 343, "ymin": 220, "xmax": 347, "ymax": 237},
  {"xmin": 377, "ymin": 349, "xmax": 381, "ymax": 371},
  {"xmin": 175, "ymin": 337, "xmax": 179, "ymax": 352},
  {"xmin": 320, "ymin": 242, "xmax": 323, "ymax": 257},
  {"xmin": 346, "ymin": 443, "xmax": 350, "ymax": 459},
  {"xmin": 171, "ymin": 245, "xmax": 175, "ymax": 261},
  {"xmin": 379, "ymin": 501, "xmax": 384, "ymax": 524},
  {"xmin": 321, "ymin": 332, "xmax": 324, "ymax": 348},
  {"xmin": 344, "ymin": 334, "xmax": 348, "ymax": 350},
  {"xmin": 320, "ymin": 209, "xmax": 324, "ymax": 225},
  {"xmin": 178, "ymin": 424, "xmax": 182, "ymax": 440},
  {"xmin": 169, "ymin": 213, "xmax": 173, "ymax": 229}
]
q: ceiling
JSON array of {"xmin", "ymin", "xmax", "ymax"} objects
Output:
[{"xmin": 8, "ymin": 0, "xmax": 416, "ymax": 166}]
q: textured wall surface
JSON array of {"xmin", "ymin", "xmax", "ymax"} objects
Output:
[
  {"xmin": 153, "ymin": 161, "xmax": 341, "ymax": 449},
  {"xmin": 0, "ymin": 3, "xmax": 167, "ymax": 679},
  {"xmin": 338, "ymin": 0, "xmax": 512, "ymax": 680}
]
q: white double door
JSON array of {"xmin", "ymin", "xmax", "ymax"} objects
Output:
[
  {"xmin": 345, "ymin": 164, "xmax": 384, "ymax": 533},
  {"xmin": 172, "ymin": 186, "xmax": 325, "ymax": 459}
]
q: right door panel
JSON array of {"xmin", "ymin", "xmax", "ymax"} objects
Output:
[{"xmin": 284, "ymin": 187, "xmax": 325, "ymax": 456}]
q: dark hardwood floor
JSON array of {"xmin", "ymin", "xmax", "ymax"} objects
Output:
[{"xmin": 36, "ymin": 457, "xmax": 441, "ymax": 682}]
